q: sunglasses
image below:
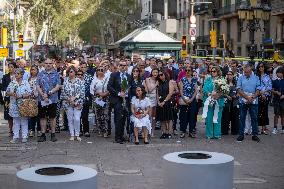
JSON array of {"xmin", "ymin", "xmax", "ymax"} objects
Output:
[
  {"xmin": 186, "ymin": 69, "xmax": 191, "ymax": 72},
  {"xmin": 97, "ymin": 69, "xmax": 104, "ymax": 72},
  {"xmin": 77, "ymin": 73, "xmax": 83, "ymax": 76},
  {"xmin": 69, "ymin": 70, "xmax": 75, "ymax": 73},
  {"xmin": 120, "ymin": 64, "xmax": 127, "ymax": 67},
  {"xmin": 159, "ymin": 73, "xmax": 164, "ymax": 76},
  {"xmin": 133, "ymin": 70, "xmax": 139, "ymax": 73},
  {"xmin": 211, "ymin": 70, "xmax": 217, "ymax": 73}
]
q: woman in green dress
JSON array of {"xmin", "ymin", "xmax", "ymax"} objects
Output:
[{"xmin": 202, "ymin": 66, "xmax": 225, "ymax": 139}]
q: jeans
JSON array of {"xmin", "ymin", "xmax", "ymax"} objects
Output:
[
  {"xmin": 67, "ymin": 107, "xmax": 82, "ymax": 137},
  {"xmin": 13, "ymin": 117, "xmax": 28, "ymax": 139},
  {"xmin": 239, "ymin": 104, "xmax": 258, "ymax": 136},
  {"xmin": 179, "ymin": 100, "xmax": 197, "ymax": 133}
]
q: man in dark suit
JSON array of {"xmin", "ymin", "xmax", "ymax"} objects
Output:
[{"xmin": 107, "ymin": 60, "xmax": 131, "ymax": 144}]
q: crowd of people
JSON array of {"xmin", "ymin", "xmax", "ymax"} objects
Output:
[{"xmin": 1, "ymin": 54, "xmax": 284, "ymax": 144}]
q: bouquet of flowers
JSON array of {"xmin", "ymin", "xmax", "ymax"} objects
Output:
[
  {"xmin": 121, "ymin": 78, "xmax": 129, "ymax": 110},
  {"xmin": 208, "ymin": 78, "xmax": 230, "ymax": 107},
  {"xmin": 214, "ymin": 78, "xmax": 230, "ymax": 96},
  {"xmin": 135, "ymin": 107, "xmax": 144, "ymax": 117}
]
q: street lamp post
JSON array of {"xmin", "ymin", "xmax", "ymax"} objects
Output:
[{"xmin": 237, "ymin": 0, "xmax": 271, "ymax": 64}]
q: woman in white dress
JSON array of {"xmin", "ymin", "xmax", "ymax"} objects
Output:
[
  {"xmin": 144, "ymin": 68, "xmax": 159, "ymax": 136},
  {"xmin": 131, "ymin": 86, "xmax": 151, "ymax": 145}
]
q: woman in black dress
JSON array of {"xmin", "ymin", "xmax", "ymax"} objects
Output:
[
  {"xmin": 156, "ymin": 70, "xmax": 174, "ymax": 139},
  {"xmin": 2, "ymin": 62, "xmax": 17, "ymax": 136}
]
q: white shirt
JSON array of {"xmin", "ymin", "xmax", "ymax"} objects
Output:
[
  {"xmin": 90, "ymin": 76, "xmax": 109, "ymax": 95},
  {"xmin": 0, "ymin": 71, "xmax": 3, "ymax": 84},
  {"xmin": 131, "ymin": 97, "xmax": 151, "ymax": 110}
]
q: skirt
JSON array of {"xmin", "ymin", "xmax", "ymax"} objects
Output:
[
  {"xmin": 4, "ymin": 96, "xmax": 12, "ymax": 120},
  {"xmin": 156, "ymin": 101, "xmax": 174, "ymax": 122},
  {"xmin": 130, "ymin": 114, "xmax": 151, "ymax": 134},
  {"xmin": 146, "ymin": 93, "xmax": 157, "ymax": 107}
]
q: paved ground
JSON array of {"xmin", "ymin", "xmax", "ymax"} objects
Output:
[{"xmin": 0, "ymin": 105, "xmax": 284, "ymax": 189}]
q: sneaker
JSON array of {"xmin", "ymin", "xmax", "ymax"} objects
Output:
[
  {"xmin": 272, "ymin": 128, "xmax": 277, "ymax": 134},
  {"xmin": 69, "ymin": 136, "xmax": 75, "ymax": 141},
  {"xmin": 50, "ymin": 133, "xmax": 57, "ymax": 142},
  {"xmin": 237, "ymin": 135, "xmax": 244, "ymax": 142},
  {"xmin": 10, "ymin": 139, "xmax": 18, "ymax": 143},
  {"xmin": 29, "ymin": 130, "xmax": 34, "ymax": 137},
  {"xmin": 76, "ymin": 137, "xmax": 82, "ymax": 141},
  {"xmin": 22, "ymin": 138, "xmax": 27, "ymax": 143},
  {"xmin": 252, "ymin": 135, "xmax": 260, "ymax": 142},
  {"xmin": 167, "ymin": 134, "xmax": 172, "ymax": 139},
  {"xmin": 180, "ymin": 133, "xmax": 185, "ymax": 138},
  {"xmin": 103, "ymin": 133, "xmax": 108, "ymax": 138},
  {"xmin": 188, "ymin": 132, "xmax": 196, "ymax": 138},
  {"xmin": 38, "ymin": 134, "xmax": 46, "ymax": 142}
]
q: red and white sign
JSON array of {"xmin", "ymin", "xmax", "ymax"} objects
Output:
[
  {"xmin": 189, "ymin": 28, "xmax": 196, "ymax": 37},
  {"xmin": 190, "ymin": 15, "xmax": 196, "ymax": 24}
]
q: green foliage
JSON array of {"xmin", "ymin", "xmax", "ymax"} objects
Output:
[{"xmin": 20, "ymin": 0, "xmax": 139, "ymax": 44}]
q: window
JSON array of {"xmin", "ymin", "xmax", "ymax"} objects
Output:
[
  {"xmin": 183, "ymin": 1, "xmax": 187, "ymax": 11},
  {"xmin": 201, "ymin": 20, "xmax": 205, "ymax": 36},
  {"xmin": 237, "ymin": 47, "xmax": 242, "ymax": 56},
  {"xmin": 224, "ymin": 0, "xmax": 231, "ymax": 6},
  {"xmin": 183, "ymin": 20, "xmax": 187, "ymax": 35},
  {"xmin": 216, "ymin": 21, "xmax": 221, "ymax": 37},
  {"xmin": 264, "ymin": 20, "xmax": 270, "ymax": 38},
  {"xmin": 281, "ymin": 20, "xmax": 284, "ymax": 41},
  {"xmin": 237, "ymin": 19, "xmax": 242, "ymax": 42},
  {"xmin": 227, "ymin": 20, "xmax": 231, "ymax": 39}
]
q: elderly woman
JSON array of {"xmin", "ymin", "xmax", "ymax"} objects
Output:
[
  {"xmin": 6, "ymin": 68, "xmax": 32, "ymax": 143},
  {"xmin": 90, "ymin": 65, "xmax": 110, "ymax": 138},
  {"xmin": 131, "ymin": 86, "xmax": 151, "ymax": 144},
  {"xmin": 202, "ymin": 66, "xmax": 225, "ymax": 139},
  {"xmin": 61, "ymin": 66, "xmax": 85, "ymax": 141}
]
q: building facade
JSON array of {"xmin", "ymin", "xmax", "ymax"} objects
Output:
[{"xmin": 194, "ymin": 0, "xmax": 284, "ymax": 57}]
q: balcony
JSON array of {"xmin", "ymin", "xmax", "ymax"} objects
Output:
[
  {"xmin": 194, "ymin": 4, "xmax": 209, "ymax": 15},
  {"xmin": 177, "ymin": 10, "xmax": 190, "ymax": 20},
  {"xmin": 215, "ymin": 1, "xmax": 242, "ymax": 17}
]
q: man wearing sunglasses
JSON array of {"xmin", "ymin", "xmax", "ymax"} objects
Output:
[{"xmin": 107, "ymin": 60, "xmax": 131, "ymax": 144}]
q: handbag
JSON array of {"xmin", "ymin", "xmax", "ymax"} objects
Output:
[{"xmin": 17, "ymin": 98, "xmax": 38, "ymax": 117}]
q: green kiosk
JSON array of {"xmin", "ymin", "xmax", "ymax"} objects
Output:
[{"xmin": 108, "ymin": 26, "xmax": 181, "ymax": 60}]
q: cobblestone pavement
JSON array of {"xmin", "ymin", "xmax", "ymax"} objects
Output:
[{"xmin": 0, "ymin": 106, "xmax": 284, "ymax": 189}]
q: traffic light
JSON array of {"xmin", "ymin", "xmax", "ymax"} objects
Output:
[
  {"xmin": 18, "ymin": 34, "xmax": 24, "ymax": 48},
  {"xmin": 1, "ymin": 28, "xmax": 8, "ymax": 47},
  {"xmin": 210, "ymin": 30, "xmax": 217, "ymax": 48},
  {"xmin": 182, "ymin": 35, "xmax": 186, "ymax": 50}
]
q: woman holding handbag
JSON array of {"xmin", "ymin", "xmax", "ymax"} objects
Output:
[
  {"xmin": 90, "ymin": 65, "xmax": 109, "ymax": 138},
  {"xmin": 6, "ymin": 68, "xmax": 32, "ymax": 143},
  {"xmin": 178, "ymin": 66, "xmax": 198, "ymax": 138},
  {"xmin": 61, "ymin": 66, "xmax": 85, "ymax": 141}
]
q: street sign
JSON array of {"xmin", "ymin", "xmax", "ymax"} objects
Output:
[
  {"xmin": 190, "ymin": 15, "xmax": 196, "ymax": 24},
  {"xmin": 191, "ymin": 37, "xmax": 196, "ymax": 41},
  {"xmin": 190, "ymin": 24, "xmax": 196, "ymax": 28},
  {"xmin": 0, "ymin": 48, "xmax": 8, "ymax": 57},
  {"xmin": 189, "ymin": 28, "xmax": 197, "ymax": 37},
  {"xmin": 16, "ymin": 49, "xmax": 24, "ymax": 57},
  {"xmin": 181, "ymin": 50, "xmax": 187, "ymax": 58}
]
